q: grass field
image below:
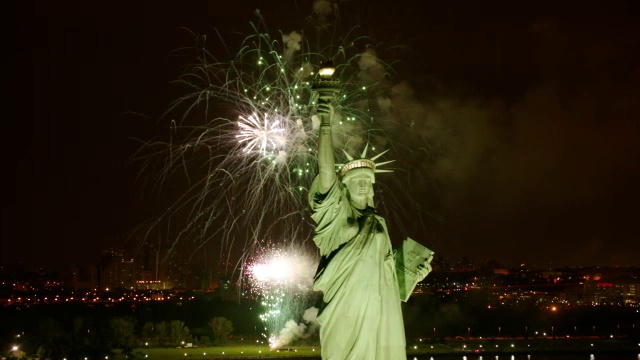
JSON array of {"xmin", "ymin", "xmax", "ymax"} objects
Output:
[
  {"xmin": 133, "ymin": 343, "xmax": 472, "ymax": 359},
  {"xmin": 132, "ymin": 345, "xmax": 319, "ymax": 359}
]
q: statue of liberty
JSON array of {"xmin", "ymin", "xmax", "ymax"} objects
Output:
[{"xmin": 309, "ymin": 62, "xmax": 434, "ymax": 360}]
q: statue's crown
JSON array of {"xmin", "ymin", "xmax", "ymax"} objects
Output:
[{"xmin": 336, "ymin": 143, "xmax": 395, "ymax": 178}]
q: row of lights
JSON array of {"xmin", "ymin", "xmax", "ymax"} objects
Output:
[{"xmin": 10, "ymin": 344, "xmax": 640, "ymax": 359}]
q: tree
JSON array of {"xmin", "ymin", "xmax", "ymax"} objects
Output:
[
  {"xmin": 198, "ymin": 336, "xmax": 211, "ymax": 346},
  {"xmin": 156, "ymin": 321, "xmax": 168, "ymax": 346},
  {"xmin": 72, "ymin": 317, "xmax": 94, "ymax": 348},
  {"xmin": 209, "ymin": 317, "xmax": 233, "ymax": 344},
  {"xmin": 35, "ymin": 318, "xmax": 66, "ymax": 359},
  {"xmin": 37, "ymin": 318, "xmax": 64, "ymax": 342},
  {"xmin": 142, "ymin": 322, "xmax": 155, "ymax": 341},
  {"xmin": 169, "ymin": 320, "xmax": 191, "ymax": 346},
  {"xmin": 109, "ymin": 317, "xmax": 137, "ymax": 351}
]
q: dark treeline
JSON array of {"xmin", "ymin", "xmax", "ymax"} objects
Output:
[
  {"xmin": 3, "ymin": 291, "xmax": 640, "ymax": 358},
  {"xmin": 0, "ymin": 296, "xmax": 261, "ymax": 358}
]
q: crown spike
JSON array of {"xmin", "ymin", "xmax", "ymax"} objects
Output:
[
  {"xmin": 375, "ymin": 160, "xmax": 395, "ymax": 167},
  {"xmin": 337, "ymin": 146, "xmax": 395, "ymax": 178},
  {"xmin": 361, "ymin": 143, "xmax": 369, "ymax": 159},
  {"xmin": 370, "ymin": 149, "xmax": 389, "ymax": 161},
  {"xmin": 342, "ymin": 149, "xmax": 354, "ymax": 161}
]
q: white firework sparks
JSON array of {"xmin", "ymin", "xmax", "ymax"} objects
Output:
[
  {"xmin": 246, "ymin": 244, "xmax": 318, "ymax": 347},
  {"xmin": 237, "ymin": 113, "xmax": 287, "ymax": 156},
  {"xmin": 248, "ymin": 247, "xmax": 316, "ymax": 290}
]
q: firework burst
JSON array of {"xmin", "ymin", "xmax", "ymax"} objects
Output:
[
  {"xmin": 245, "ymin": 243, "xmax": 319, "ymax": 348},
  {"xmin": 236, "ymin": 113, "xmax": 287, "ymax": 156},
  {"xmin": 137, "ymin": 10, "xmax": 393, "ymax": 270}
]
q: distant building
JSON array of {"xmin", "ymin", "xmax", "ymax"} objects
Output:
[
  {"xmin": 61, "ymin": 264, "xmax": 97, "ymax": 289},
  {"xmin": 135, "ymin": 279, "xmax": 163, "ymax": 290},
  {"xmin": 583, "ymin": 280, "xmax": 639, "ymax": 305},
  {"xmin": 99, "ymin": 248, "xmax": 135, "ymax": 290}
]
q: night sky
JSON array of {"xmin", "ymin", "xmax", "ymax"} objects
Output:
[{"xmin": 5, "ymin": 0, "xmax": 640, "ymax": 268}]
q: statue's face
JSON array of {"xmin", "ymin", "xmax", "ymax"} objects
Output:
[
  {"xmin": 346, "ymin": 176, "xmax": 372, "ymax": 200},
  {"xmin": 343, "ymin": 168, "xmax": 375, "ymax": 207}
]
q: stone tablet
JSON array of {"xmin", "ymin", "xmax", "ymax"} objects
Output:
[{"xmin": 395, "ymin": 237, "xmax": 434, "ymax": 301}]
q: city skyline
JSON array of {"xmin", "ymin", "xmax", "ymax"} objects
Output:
[
  {"xmin": 5, "ymin": 1, "xmax": 640, "ymax": 268},
  {"xmin": 2, "ymin": 255, "xmax": 639, "ymax": 306}
]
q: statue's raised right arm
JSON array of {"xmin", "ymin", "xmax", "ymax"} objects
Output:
[{"xmin": 316, "ymin": 98, "xmax": 336, "ymax": 194}]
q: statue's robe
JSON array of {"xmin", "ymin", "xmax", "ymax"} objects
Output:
[{"xmin": 309, "ymin": 177, "xmax": 406, "ymax": 360}]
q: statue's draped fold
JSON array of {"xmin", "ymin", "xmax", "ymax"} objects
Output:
[{"xmin": 309, "ymin": 177, "xmax": 406, "ymax": 360}]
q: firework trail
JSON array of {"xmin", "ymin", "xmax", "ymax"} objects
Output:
[{"xmin": 136, "ymin": 1, "xmax": 437, "ymax": 345}]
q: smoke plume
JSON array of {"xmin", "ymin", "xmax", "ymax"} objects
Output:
[
  {"xmin": 270, "ymin": 307, "xmax": 319, "ymax": 349},
  {"xmin": 282, "ymin": 31, "xmax": 302, "ymax": 62}
]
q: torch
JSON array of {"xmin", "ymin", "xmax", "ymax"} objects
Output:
[{"xmin": 310, "ymin": 60, "xmax": 340, "ymax": 126}]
